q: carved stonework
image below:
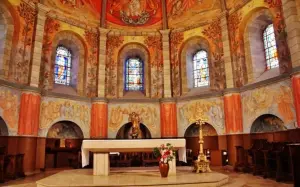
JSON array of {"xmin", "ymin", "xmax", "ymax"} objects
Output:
[
  {"xmin": 106, "ymin": 36, "xmax": 124, "ymax": 97},
  {"xmin": 170, "ymin": 32, "xmax": 184, "ymax": 96},
  {"xmin": 85, "ymin": 30, "xmax": 99, "ymax": 97}
]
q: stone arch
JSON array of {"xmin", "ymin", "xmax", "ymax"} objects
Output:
[
  {"xmin": 184, "ymin": 122, "xmax": 218, "ymax": 137},
  {"xmin": 118, "ymin": 43, "xmax": 150, "ymax": 97},
  {"xmin": 116, "ymin": 122, "xmax": 152, "ymax": 139},
  {"xmin": 0, "ymin": 117, "xmax": 8, "ymax": 136},
  {"xmin": 250, "ymin": 114, "xmax": 286, "ymax": 133},
  {"xmin": 180, "ymin": 36, "xmax": 212, "ymax": 95},
  {"xmin": 242, "ymin": 8, "xmax": 279, "ymax": 84},
  {"xmin": 47, "ymin": 120, "xmax": 84, "ymax": 139},
  {"xmin": 0, "ymin": 1, "xmax": 16, "ymax": 79},
  {"xmin": 50, "ymin": 30, "xmax": 87, "ymax": 96}
]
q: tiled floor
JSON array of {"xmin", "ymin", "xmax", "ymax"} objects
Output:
[{"xmin": 0, "ymin": 167, "xmax": 293, "ymax": 187}]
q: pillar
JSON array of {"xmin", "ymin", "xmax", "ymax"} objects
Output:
[
  {"xmin": 220, "ymin": 12, "xmax": 234, "ymax": 88},
  {"xmin": 292, "ymin": 72, "xmax": 300, "ymax": 127},
  {"xmin": 29, "ymin": 3, "xmax": 50, "ymax": 87},
  {"xmin": 160, "ymin": 30, "xmax": 172, "ymax": 98},
  {"xmin": 224, "ymin": 93, "xmax": 243, "ymax": 134},
  {"xmin": 282, "ymin": 0, "xmax": 300, "ymax": 68},
  {"xmin": 98, "ymin": 28, "xmax": 109, "ymax": 97},
  {"xmin": 160, "ymin": 99, "xmax": 177, "ymax": 137},
  {"xmin": 90, "ymin": 98, "xmax": 108, "ymax": 138}
]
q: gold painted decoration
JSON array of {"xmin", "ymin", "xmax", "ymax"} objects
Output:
[{"xmin": 0, "ymin": 88, "xmax": 19, "ymax": 131}]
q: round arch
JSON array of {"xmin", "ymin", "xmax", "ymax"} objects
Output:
[
  {"xmin": 179, "ymin": 36, "xmax": 212, "ymax": 95},
  {"xmin": 47, "ymin": 120, "xmax": 84, "ymax": 139},
  {"xmin": 116, "ymin": 122, "xmax": 152, "ymax": 139},
  {"xmin": 118, "ymin": 42, "xmax": 151, "ymax": 97},
  {"xmin": 0, "ymin": 116, "xmax": 8, "ymax": 136},
  {"xmin": 48, "ymin": 30, "xmax": 87, "ymax": 96},
  {"xmin": 250, "ymin": 114, "xmax": 286, "ymax": 134},
  {"xmin": 184, "ymin": 122, "xmax": 218, "ymax": 137}
]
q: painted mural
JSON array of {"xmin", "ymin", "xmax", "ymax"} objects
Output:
[
  {"xmin": 242, "ymin": 80, "xmax": 296, "ymax": 133},
  {"xmin": 47, "ymin": 121, "xmax": 84, "ymax": 139},
  {"xmin": 44, "ymin": 0, "xmax": 101, "ymax": 26},
  {"xmin": 177, "ymin": 97, "xmax": 225, "ymax": 137},
  {"xmin": 250, "ymin": 114, "xmax": 286, "ymax": 133},
  {"xmin": 184, "ymin": 123, "xmax": 218, "ymax": 137},
  {"xmin": 166, "ymin": 0, "xmax": 222, "ymax": 29},
  {"xmin": 108, "ymin": 103, "xmax": 160, "ymax": 138},
  {"xmin": 39, "ymin": 97, "xmax": 90, "ymax": 138},
  {"xmin": 0, "ymin": 86, "xmax": 20, "ymax": 135},
  {"xmin": 106, "ymin": 0, "xmax": 162, "ymax": 29}
]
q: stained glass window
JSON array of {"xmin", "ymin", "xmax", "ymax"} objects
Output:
[
  {"xmin": 193, "ymin": 50, "xmax": 209, "ymax": 87},
  {"xmin": 125, "ymin": 58, "xmax": 144, "ymax": 91},
  {"xmin": 54, "ymin": 46, "xmax": 72, "ymax": 85},
  {"xmin": 263, "ymin": 24, "xmax": 279, "ymax": 70}
]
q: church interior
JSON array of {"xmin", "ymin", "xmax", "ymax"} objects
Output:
[{"xmin": 1, "ymin": 0, "xmax": 300, "ymax": 186}]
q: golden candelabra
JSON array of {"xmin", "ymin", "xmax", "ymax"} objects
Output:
[{"xmin": 194, "ymin": 118, "xmax": 211, "ymax": 173}]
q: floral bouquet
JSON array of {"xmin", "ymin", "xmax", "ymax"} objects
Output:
[{"xmin": 153, "ymin": 143, "xmax": 175, "ymax": 164}]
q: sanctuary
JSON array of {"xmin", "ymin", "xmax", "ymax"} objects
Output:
[{"xmin": 0, "ymin": 0, "xmax": 300, "ymax": 186}]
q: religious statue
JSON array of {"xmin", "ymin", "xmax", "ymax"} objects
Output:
[{"xmin": 128, "ymin": 112, "xmax": 142, "ymax": 139}]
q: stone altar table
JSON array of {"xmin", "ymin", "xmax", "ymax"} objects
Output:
[{"xmin": 81, "ymin": 139, "xmax": 186, "ymax": 176}]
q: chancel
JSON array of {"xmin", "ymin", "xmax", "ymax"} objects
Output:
[{"xmin": 0, "ymin": 0, "xmax": 300, "ymax": 187}]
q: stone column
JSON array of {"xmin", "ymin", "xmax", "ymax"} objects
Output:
[
  {"xmin": 90, "ymin": 98, "xmax": 108, "ymax": 138},
  {"xmin": 220, "ymin": 12, "xmax": 234, "ymax": 88},
  {"xmin": 98, "ymin": 28, "xmax": 109, "ymax": 97},
  {"xmin": 160, "ymin": 30, "xmax": 172, "ymax": 98},
  {"xmin": 282, "ymin": 0, "xmax": 300, "ymax": 68},
  {"xmin": 292, "ymin": 72, "xmax": 300, "ymax": 127},
  {"xmin": 18, "ymin": 90, "xmax": 41, "ymax": 136},
  {"xmin": 160, "ymin": 99, "xmax": 177, "ymax": 137},
  {"xmin": 29, "ymin": 3, "xmax": 50, "ymax": 87},
  {"xmin": 224, "ymin": 92, "xmax": 243, "ymax": 134}
]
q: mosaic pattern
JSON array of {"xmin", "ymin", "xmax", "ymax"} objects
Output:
[
  {"xmin": 54, "ymin": 46, "xmax": 72, "ymax": 85},
  {"xmin": 193, "ymin": 50, "xmax": 209, "ymax": 87},
  {"xmin": 263, "ymin": 24, "xmax": 279, "ymax": 70},
  {"xmin": 125, "ymin": 58, "xmax": 144, "ymax": 91}
]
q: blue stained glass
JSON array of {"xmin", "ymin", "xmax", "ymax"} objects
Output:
[
  {"xmin": 54, "ymin": 46, "xmax": 72, "ymax": 85},
  {"xmin": 263, "ymin": 24, "xmax": 279, "ymax": 70},
  {"xmin": 125, "ymin": 58, "xmax": 144, "ymax": 91},
  {"xmin": 193, "ymin": 50, "xmax": 209, "ymax": 87}
]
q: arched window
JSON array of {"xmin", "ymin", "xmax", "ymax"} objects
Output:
[
  {"xmin": 125, "ymin": 58, "xmax": 144, "ymax": 91},
  {"xmin": 193, "ymin": 50, "xmax": 209, "ymax": 87},
  {"xmin": 263, "ymin": 24, "xmax": 278, "ymax": 70},
  {"xmin": 54, "ymin": 46, "xmax": 72, "ymax": 85}
]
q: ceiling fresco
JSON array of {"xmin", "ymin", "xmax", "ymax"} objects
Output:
[
  {"xmin": 44, "ymin": 0, "xmax": 101, "ymax": 25},
  {"xmin": 106, "ymin": 0, "xmax": 163, "ymax": 29},
  {"xmin": 166, "ymin": 0, "xmax": 222, "ymax": 28}
]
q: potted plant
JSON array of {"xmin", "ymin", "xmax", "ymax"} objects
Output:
[{"xmin": 153, "ymin": 143, "xmax": 175, "ymax": 177}]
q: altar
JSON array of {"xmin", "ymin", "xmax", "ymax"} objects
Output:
[{"xmin": 81, "ymin": 139, "xmax": 186, "ymax": 176}]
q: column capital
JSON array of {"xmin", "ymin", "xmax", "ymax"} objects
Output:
[
  {"xmin": 21, "ymin": 86, "xmax": 42, "ymax": 95},
  {"xmin": 159, "ymin": 98, "xmax": 177, "ymax": 103},
  {"xmin": 223, "ymin": 88, "xmax": 240, "ymax": 96},
  {"xmin": 36, "ymin": 3, "xmax": 51, "ymax": 15},
  {"xmin": 98, "ymin": 27, "xmax": 110, "ymax": 35},
  {"xmin": 92, "ymin": 97, "xmax": 108, "ymax": 104},
  {"xmin": 159, "ymin": 29, "xmax": 171, "ymax": 36}
]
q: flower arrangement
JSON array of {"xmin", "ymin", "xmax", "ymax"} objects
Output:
[{"xmin": 153, "ymin": 143, "xmax": 175, "ymax": 164}]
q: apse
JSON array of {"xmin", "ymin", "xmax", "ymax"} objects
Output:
[
  {"xmin": 250, "ymin": 114, "xmax": 286, "ymax": 134},
  {"xmin": 47, "ymin": 121, "xmax": 84, "ymax": 139},
  {"xmin": 116, "ymin": 122, "xmax": 152, "ymax": 139}
]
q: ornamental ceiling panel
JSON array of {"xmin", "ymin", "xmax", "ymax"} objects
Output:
[
  {"xmin": 43, "ymin": 0, "xmax": 101, "ymax": 26},
  {"xmin": 106, "ymin": 0, "xmax": 163, "ymax": 30},
  {"xmin": 166, "ymin": 0, "xmax": 222, "ymax": 28}
]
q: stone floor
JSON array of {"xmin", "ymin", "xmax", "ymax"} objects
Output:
[{"xmin": 0, "ymin": 166, "xmax": 293, "ymax": 187}]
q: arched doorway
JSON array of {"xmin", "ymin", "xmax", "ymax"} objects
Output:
[
  {"xmin": 184, "ymin": 123, "xmax": 218, "ymax": 165},
  {"xmin": 116, "ymin": 123, "xmax": 152, "ymax": 139},
  {"xmin": 250, "ymin": 114, "xmax": 286, "ymax": 133},
  {"xmin": 45, "ymin": 121, "xmax": 83, "ymax": 169},
  {"xmin": 0, "ymin": 117, "xmax": 8, "ymax": 136}
]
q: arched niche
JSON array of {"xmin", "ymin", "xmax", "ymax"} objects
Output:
[
  {"xmin": 242, "ymin": 8, "xmax": 279, "ymax": 84},
  {"xmin": 118, "ymin": 43, "xmax": 150, "ymax": 98},
  {"xmin": 49, "ymin": 31, "xmax": 87, "ymax": 96},
  {"xmin": 47, "ymin": 121, "xmax": 84, "ymax": 139},
  {"xmin": 0, "ymin": 117, "xmax": 8, "ymax": 136},
  {"xmin": 250, "ymin": 114, "xmax": 286, "ymax": 134},
  {"xmin": 184, "ymin": 122, "xmax": 218, "ymax": 159},
  {"xmin": 116, "ymin": 122, "xmax": 151, "ymax": 139},
  {"xmin": 180, "ymin": 36, "xmax": 212, "ymax": 96}
]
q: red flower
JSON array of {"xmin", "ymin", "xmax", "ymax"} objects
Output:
[{"xmin": 165, "ymin": 150, "xmax": 170, "ymax": 155}]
